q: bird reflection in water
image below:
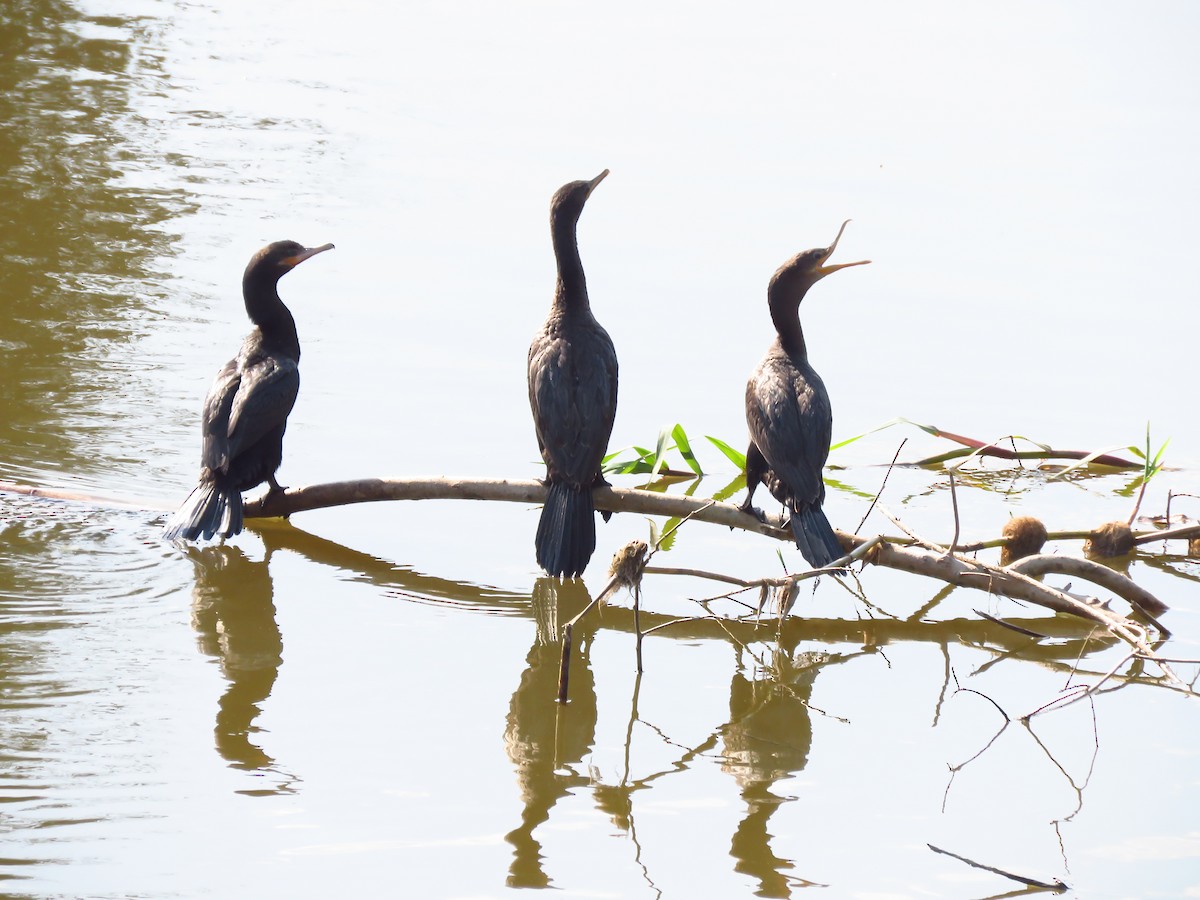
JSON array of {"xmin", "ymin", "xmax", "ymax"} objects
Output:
[
  {"xmin": 500, "ymin": 577, "xmax": 848, "ymax": 894},
  {"xmin": 503, "ymin": 577, "xmax": 599, "ymax": 888},
  {"xmin": 185, "ymin": 536, "xmax": 297, "ymax": 795},
  {"xmin": 723, "ymin": 646, "xmax": 829, "ymax": 896}
]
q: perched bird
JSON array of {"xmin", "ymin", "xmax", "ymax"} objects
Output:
[
  {"xmin": 528, "ymin": 170, "xmax": 618, "ymax": 578},
  {"xmin": 741, "ymin": 221, "xmax": 869, "ymax": 567},
  {"xmin": 163, "ymin": 240, "xmax": 334, "ymax": 542}
]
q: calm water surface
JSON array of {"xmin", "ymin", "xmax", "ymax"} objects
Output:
[{"xmin": 2, "ymin": 1, "xmax": 1200, "ymax": 897}]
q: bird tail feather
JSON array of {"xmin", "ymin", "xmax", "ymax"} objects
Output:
[
  {"xmin": 535, "ymin": 482, "xmax": 597, "ymax": 578},
  {"xmin": 162, "ymin": 480, "xmax": 244, "ymax": 542},
  {"xmin": 790, "ymin": 506, "xmax": 844, "ymax": 569}
]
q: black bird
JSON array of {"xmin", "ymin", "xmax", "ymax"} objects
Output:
[
  {"xmin": 163, "ymin": 240, "xmax": 334, "ymax": 542},
  {"xmin": 528, "ymin": 170, "xmax": 617, "ymax": 578},
  {"xmin": 740, "ymin": 221, "xmax": 869, "ymax": 568}
]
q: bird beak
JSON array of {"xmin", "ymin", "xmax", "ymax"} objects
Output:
[
  {"xmin": 282, "ymin": 243, "xmax": 335, "ymax": 268},
  {"xmin": 585, "ymin": 169, "xmax": 610, "ymax": 198},
  {"xmin": 817, "ymin": 220, "xmax": 870, "ymax": 276}
]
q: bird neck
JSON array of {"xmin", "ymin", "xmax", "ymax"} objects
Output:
[
  {"xmin": 243, "ymin": 276, "xmax": 300, "ymax": 359},
  {"xmin": 552, "ymin": 215, "xmax": 590, "ymax": 312},
  {"xmin": 769, "ymin": 298, "xmax": 808, "ymax": 361}
]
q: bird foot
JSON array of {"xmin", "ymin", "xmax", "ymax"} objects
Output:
[
  {"xmin": 738, "ymin": 501, "xmax": 767, "ymax": 524},
  {"xmin": 261, "ymin": 481, "xmax": 290, "ymax": 518}
]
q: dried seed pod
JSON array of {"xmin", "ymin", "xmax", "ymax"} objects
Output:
[
  {"xmin": 608, "ymin": 540, "xmax": 649, "ymax": 590},
  {"xmin": 1000, "ymin": 515, "xmax": 1048, "ymax": 565},
  {"xmin": 776, "ymin": 578, "xmax": 801, "ymax": 618},
  {"xmin": 1084, "ymin": 521, "xmax": 1135, "ymax": 558}
]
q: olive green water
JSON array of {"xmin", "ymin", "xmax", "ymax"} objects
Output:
[{"xmin": 3, "ymin": 2, "xmax": 1200, "ymax": 897}]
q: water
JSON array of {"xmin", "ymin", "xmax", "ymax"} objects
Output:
[{"xmin": 2, "ymin": 1, "xmax": 1200, "ymax": 896}]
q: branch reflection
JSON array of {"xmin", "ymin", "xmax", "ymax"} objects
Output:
[{"xmin": 232, "ymin": 521, "xmax": 1138, "ymax": 893}]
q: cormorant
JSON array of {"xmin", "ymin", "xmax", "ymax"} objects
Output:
[
  {"xmin": 163, "ymin": 240, "xmax": 334, "ymax": 542},
  {"xmin": 740, "ymin": 221, "xmax": 869, "ymax": 568},
  {"xmin": 527, "ymin": 170, "xmax": 617, "ymax": 578}
]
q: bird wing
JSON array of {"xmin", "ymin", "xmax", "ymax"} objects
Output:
[
  {"xmin": 225, "ymin": 355, "xmax": 300, "ymax": 460},
  {"xmin": 528, "ymin": 322, "xmax": 618, "ymax": 487},
  {"xmin": 200, "ymin": 357, "xmax": 241, "ymax": 473},
  {"xmin": 745, "ymin": 355, "xmax": 830, "ymax": 510}
]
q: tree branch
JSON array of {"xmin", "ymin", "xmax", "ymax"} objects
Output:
[
  {"xmin": 244, "ymin": 476, "xmax": 796, "ymax": 541},
  {"xmin": 0, "ymin": 476, "xmax": 1175, "ymax": 655},
  {"xmin": 1008, "ymin": 554, "xmax": 1169, "ymax": 622}
]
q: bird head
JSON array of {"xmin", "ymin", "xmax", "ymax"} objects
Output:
[
  {"xmin": 245, "ymin": 240, "xmax": 335, "ymax": 283},
  {"xmin": 550, "ymin": 169, "xmax": 609, "ymax": 226},
  {"xmin": 769, "ymin": 220, "xmax": 870, "ymax": 303}
]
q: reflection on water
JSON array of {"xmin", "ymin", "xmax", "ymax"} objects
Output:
[
  {"xmin": 0, "ymin": 2, "xmax": 189, "ymax": 488},
  {"xmin": 1, "ymin": 487, "xmax": 1189, "ymax": 894},
  {"xmin": 503, "ymin": 578, "xmax": 598, "ymax": 888},
  {"xmin": 723, "ymin": 648, "xmax": 822, "ymax": 896},
  {"xmin": 186, "ymin": 542, "xmax": 292, "ymax": 792},
  {"xmin": 0, "ymin": 495, "xmax": 186, "ymax": 881},
  {"xmin": 234, "ymin": 526, "xmax": 1143, "ymax": 894},
  {"xmin": 1, "ymin": 0, "xmax": 1197, "ymax": 893}
]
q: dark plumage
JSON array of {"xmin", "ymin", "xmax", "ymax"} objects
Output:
[
  {"xmin": 528, "ymin": 170, "xmax": 618, "ymax": 578},
  {"xmin": 163, "ymin": 240, "xmax": 334, "ymax": 542},
  {"xmin": 740, "ymin": 221, "xmax": 869, "ymax": 568}
]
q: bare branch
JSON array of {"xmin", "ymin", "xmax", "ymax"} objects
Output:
[
  {"xmin": 1008, "ymin": 554, "xmax": 1169, "ymax": 622},
  {"xmin": 241, "ymin": 476, "xmax": 797, "ymax": 541},
  {"xmin": 1, "ymin": 476, "xmax": 1176, "ymax": 658},
  {"xmin": 927, "ymin": 844, "xmax": 1068, "ymax": 892},
  {"xmin": 859, "ymin": 514, "xmax": 1180, "ymax": 685}
]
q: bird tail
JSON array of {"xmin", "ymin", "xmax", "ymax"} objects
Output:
[
  {"xmin": 790, "ymin": 506, "xmax": 844, "ymax": 569},
  {"xmin": 535, "ymin": 481, "xmax": 597, "ymax": 578},
  {"xmin": 162, "ymin": 479, "xmax": 244, "ymax": 542}
]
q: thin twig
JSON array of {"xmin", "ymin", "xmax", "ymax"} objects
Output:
[
  {"xmin": 557, "ymin": 574, "xmax": 622, "ymax": 703},
  {"xmin": 1022, "ymin": 652, "xmax": 1138, "ymax": 721},
  {"xmin": 634, "ymin": 583, "xmax": 644, "ymax": 674},
  {"xmin": 927, "ymin": 844, "xmax": 1068, "ymax": 892},
  {"xmin": 642, "ymin": 566, "xmax": 751, "ymax": 587},
  {"xmin": 855, "ymin": 439, "xmax": 906, "ymax": 534},
  {"xmin": 947, "ymin": 469, "xmax": 961, "ymax": 556},
  {"xmin": 973, "ymin": 610, "xmax": 1049, "ymax": 639},
  {"xmin": 941, "ymin": 680, "xmax": 1011, "ymax": 813}
]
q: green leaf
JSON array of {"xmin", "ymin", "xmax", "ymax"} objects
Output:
[
  {"xmin": 705, "ymin": 435, "xmax": 747, "ymax": 470},
  {"xmin": 1152, "ymin": 438, "xmax": 1171, "ymax": 471},
  {"xmin": 602, "ymin": 444, "xmax": 657, "ymax": 475},
  {"xmin": 657, "ymin": 518, "xmax": 679, "ymax": 551},
  {"xmin": 647, "ymin": 517, "xmax": 661, "ymax": 550},
  {"xmin": 650, "ymin": 427, "xmax": 670, "ymax": 478},
  {"xmin": 672, "ymin": 423, "xmax": 704, "ymax": 476},
  {"xmin": 1049, "ymin": 445, "xmax": 1132, "ymax": 481},
  {"xmin": 830, "ymin": 417, "xmax": 910, "ymax": 451},
  {"xmin": 711, "ymin": 474, "xmax": 746, "ymax": 502}
]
